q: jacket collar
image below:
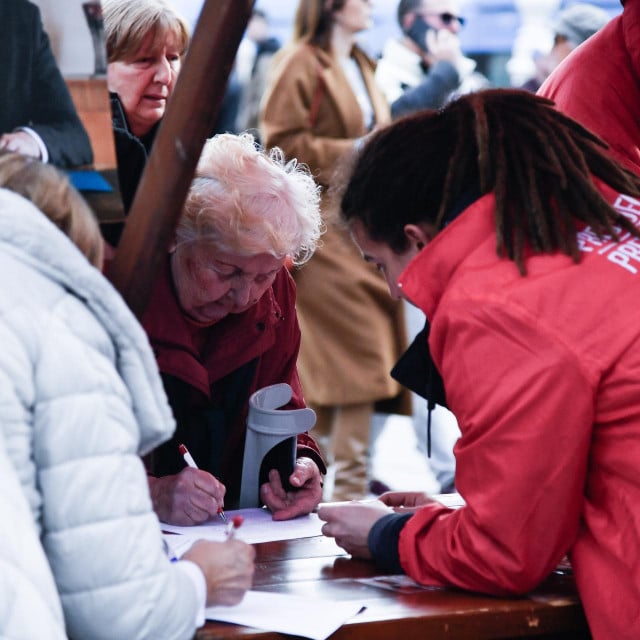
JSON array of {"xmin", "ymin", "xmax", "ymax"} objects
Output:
[
  {"xmin": 309, "ymin": 44, "xmax": 390, "ymax": 133},
  {"xmin": 142, "ymin": 256, "xmax": 284, "ymax": 396},
  {"xmin": 399, "ymin": 193, "xmax": 496, "ymax": 318}
]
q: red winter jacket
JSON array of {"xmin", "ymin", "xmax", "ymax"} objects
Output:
[
  {"xmin": 395, "ymin": 186, "xmax": 640, "ymax": 640},
  {"xmin": 142, "ymin": 258, "xmax": 324, "ymax": 508},
  {"xmin": 539, "ymin": 0, "xmax": 640, "ymax": 175}
]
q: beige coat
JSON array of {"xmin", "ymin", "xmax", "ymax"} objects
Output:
[{"xmin": 261, "ymin": 42, "xmax": 408, "ymax": 410}]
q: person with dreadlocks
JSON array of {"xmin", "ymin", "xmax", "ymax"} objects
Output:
[{"xmin": 317, "ymin": 89, "xmax": 640, "ymax": 640}]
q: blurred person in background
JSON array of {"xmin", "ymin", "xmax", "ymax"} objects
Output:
[
  {"xmin": 235, "ymin": 8, "xmax": 282, "ymax": 140},
  {"xmin": 260, "ymin": 0, "xmax": 409, "ymax": 502},
  {"xmin": 521, "ymin": 3, "xmax": 609, "ymax": 93},
  {"xmin": 375, "ymin": 0, "xmax": 489, "ymax": 120},
  {"xmin": 539, "ymin": 0, "xmax": 639, "ymax": 175},
  {"xmin": 376, "ymin": 0, "xmax": 486, "ymax": 494},
  {"xmin": 0, "ymin": 0, "xmax": 93, "ymax": 168},
  {"xmin": 104, "ymin": 0, "xmax": 189, "ymax": 220}
]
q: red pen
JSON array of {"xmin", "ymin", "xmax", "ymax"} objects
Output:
[
  {"xmin": 178, "ymin": 443, "xmax": 226, "ymax": 522},
  {"xmin": 226, "ymin": 515, "xmax": 244, "ymax": 539}
]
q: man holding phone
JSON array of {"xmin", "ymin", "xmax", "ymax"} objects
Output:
[
  {"xmin": 374, "ymin": 0, "xmax": 488, "ymax": 497},
  {"xmin": 376, "ymin": 0, "xmax": 489, "ymax": 119}
]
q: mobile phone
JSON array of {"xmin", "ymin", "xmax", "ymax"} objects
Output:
[{"xmin": 405, "ymin": 15, "xmax": 432, "ymax": 53}]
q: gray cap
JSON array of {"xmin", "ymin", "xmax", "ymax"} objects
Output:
[{"xmin": 553, "ymin": 3, "xmax": 610, "ymax": 46}]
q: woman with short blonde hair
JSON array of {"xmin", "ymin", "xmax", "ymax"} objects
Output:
[{"xmin": 103, "ymin": 0, "xmax": 190, "ymax": 237}]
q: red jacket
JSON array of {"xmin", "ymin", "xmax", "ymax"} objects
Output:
[
  {"xmin": 539, "ymin": 1, "xmax": 640, "ymax": 175},
  {"xmin": 395, "ymin": 186, "xmax": 640, "ymax": 640},
  {"xmin": 142, "ymin": 259, "xmax": 324, "ymax": 508}
]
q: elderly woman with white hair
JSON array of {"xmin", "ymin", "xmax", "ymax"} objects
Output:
[{"xmin": 142, "ymin": 132, "xmax": 326, "ymax": 526}]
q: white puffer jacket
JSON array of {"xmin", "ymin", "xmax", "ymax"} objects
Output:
[
  {"xmin": 0, "ymin": 189, "xmax": 200, "ymax": 640},
  {"xmin": 0, "ymin": 428, "xmax": 66, "ymax": 640}
]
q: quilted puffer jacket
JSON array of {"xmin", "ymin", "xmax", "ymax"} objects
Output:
[{"xmin": 0, "ymin": 188, "xmax": 200, "ymax": 640}]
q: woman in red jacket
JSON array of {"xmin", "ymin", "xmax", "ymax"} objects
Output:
[{"xmin": 318, "ymin": 89, "xmax": 640, "ymax": 640}]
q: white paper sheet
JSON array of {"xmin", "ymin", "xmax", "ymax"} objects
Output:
[
  {"xmin": 205, "ymin": 590, "xmax": 364, "ymax": 640},
  {"xmin": 161, "ymin": 507, "xmax": 324, "ymax": 545},
  {"xmin": 435, "ymin": 492, "xmax": 465, "ymax": 509}
]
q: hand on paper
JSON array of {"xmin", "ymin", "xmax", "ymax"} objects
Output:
[
  {"xmin": 149, "ymin": 468, "xmax": 226, "ymax": 525},
  {"xmin": 378, "ymin": 491, "xmax": 437, "ymax": 513},
  {"xmin": 260, "ymin": 456, "xmax": 323, "ymax": 521},
  {"xmin": 0, "ymin": 131, "xmax": 41, "ymax": 158},
  {"xmin": 182, "ymin": 539, "xmax": 256, "ymax": 606},
  {"xmin": 317, "ymin": 499, "xmax": 392, "ymax": 559}
]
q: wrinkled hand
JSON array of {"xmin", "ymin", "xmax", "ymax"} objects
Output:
[
  {"xmin": 149, "ymin": 468, "xmax": 226, "ymax": 525},
  {"xmin": 426, "ymin": 29, "xmax": 462, "ymax": 66},
  {"xmin": 260, "ymin": 457, "xmax": 323, "ymax": 521},
  {"xmin": 183, "ymin": 539, "xmax": 255, "ymax": 606},
  {"xmin": 0, "ymin": 131, "xmax": 41, "ymax": 158},
  {"xmin": 378, "ymin": 491, "xmax": 437, "ymax": 513},
  {"xmin": 317, "ymin": 500, "xmax": 392, "ymax": 559}
]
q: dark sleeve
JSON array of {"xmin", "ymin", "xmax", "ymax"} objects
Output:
[
  {"xmin": 368, "ymin": 512, "xmax": 413, "ymax": 573},
  {"xmin": 391, "ymin": 61, "xmax": 460, "ymax": 119},
  {"xmin": 268, "ymin": 269, "xmax": 327, "ymax": 474},
  {"xmin": 27, "ymin": 6, "xmax": 93, "ymax": 168}
]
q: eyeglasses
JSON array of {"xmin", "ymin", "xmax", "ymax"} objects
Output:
[{"xmin": 422, "ymin": 12, "xmax": 466, "ymax": 27}]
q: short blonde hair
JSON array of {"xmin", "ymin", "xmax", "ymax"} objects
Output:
[
  {"xmin": 0, "ymin": 151, "xmax": 104, "ymax": 268},
  {"xmin": 177, "ymin": 133, "xmax": 322, "ymax": 266},
  {"xmin": 103, "ymin": 0, "xmax": 190, "ymax": 63}
]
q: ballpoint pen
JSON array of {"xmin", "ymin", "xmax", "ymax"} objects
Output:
[{"xmin": 178, "ymin": 443, "xmax": 227, "ymax": 522}]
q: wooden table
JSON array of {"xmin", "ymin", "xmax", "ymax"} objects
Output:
[{"xmin": 196, "ymin": 536, "xmax": 591, "ymax": 640}]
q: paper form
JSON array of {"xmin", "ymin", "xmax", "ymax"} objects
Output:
[
  {"xmin": 161, "ymin": 507, "xmax": 323, "ymax": 546},
  {"xmin": 205, "ymin": 590, "xmax": 364, "ymax": 640},
  {"xmin": 435, "ymin": 492, "xmax": 465, "ymax": 509}
]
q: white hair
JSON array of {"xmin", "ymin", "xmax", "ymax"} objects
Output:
[{"xmin": 177, "ymin": 132, "xmax": 323, "ymax": 266}]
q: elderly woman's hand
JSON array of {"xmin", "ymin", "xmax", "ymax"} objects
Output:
[
  {"xmin": 149, "ymin": 468, "xmax": 226, "ymax": 525},
  {"xmin": 260, "ymin": 456, "xmax": 323, "ymax": 520}
]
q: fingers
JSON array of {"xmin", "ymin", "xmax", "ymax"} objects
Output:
[
  {"xmin": 288, "ymin": 457, "xmax": 318, "ymax": 489},
  {"xmin": 185, "ymin": 540, "xmax": 256, "ymax": 606},
  {"xmin": 0, "ymin": 132, "xmax": 40, "ymax": 158},
  {"xmin": 149, "ymin": 469, "xmax": 227, "ymax": 525},
  {"xmin": 261, "ymin": 464, "xmax": 323, "ymax": 520}
]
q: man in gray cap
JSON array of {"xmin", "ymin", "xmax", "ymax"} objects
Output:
[
  {"xmin": 548, "ymin": 3, "xmax": 610, "ymax": 70},
  {"xmin": 522, "ymin": 3, "xmax": 610, "ymax": 92},
  {"xmin": 539, "ymin": 0, "xmax": 639, "ymax": 175}
]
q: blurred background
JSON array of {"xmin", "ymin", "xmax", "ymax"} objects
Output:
[
  {"xmin": 174, "ymin": 0, "xmax": 622, "ymax": 88},
  {"xmin": 39, "ymin": 1, "xmax": 623, "ymax": 88}
]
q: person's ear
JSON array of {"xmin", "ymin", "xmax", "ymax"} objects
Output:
[
  {"xmin": 401, "ymin": 12, "xmax": 416, "ymax": 33},
  {"xmin": 404, "ymin": 223, "xmax": 434, "ymax": 251}
]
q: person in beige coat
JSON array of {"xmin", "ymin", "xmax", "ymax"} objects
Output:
[{"xmin": 261, "ymin": 0, "xmax": 408, "ymax": 501}]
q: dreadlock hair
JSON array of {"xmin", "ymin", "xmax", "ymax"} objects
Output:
[{"xmin": 339, "ymin": 89, "xmax": 640, "ymax": 274}]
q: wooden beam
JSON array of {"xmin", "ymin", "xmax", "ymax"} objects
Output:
[{"xmin": 108, "ymin": 0, "xmax": 254, "ymax": 318}]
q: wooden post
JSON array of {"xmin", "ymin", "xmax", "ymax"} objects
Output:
[{"xmin": 108, "ymin": 0, "xmax": 254, "ymax": 318}]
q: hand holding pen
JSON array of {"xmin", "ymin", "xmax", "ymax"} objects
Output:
[
  {"xmin": 147, "ymin": 443, "xmax": 227, "ymax": 526},
  {"xmin": 179, "ymin": 444, "xmax": 227, "ymax": 522}
]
